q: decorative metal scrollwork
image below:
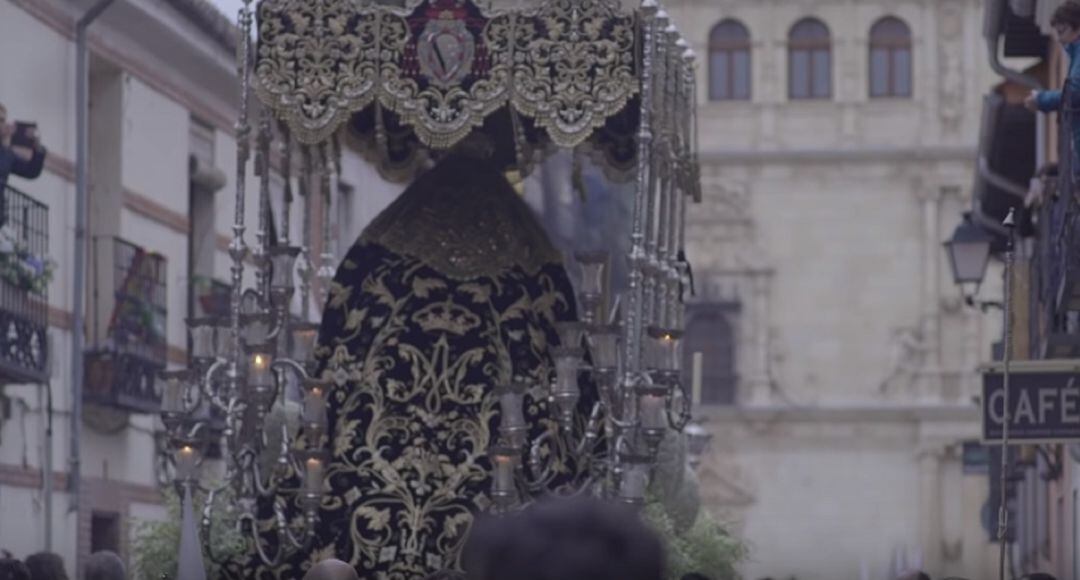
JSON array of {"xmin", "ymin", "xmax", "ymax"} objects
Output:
[{"xmin": 253, "ymin": 0, "xmax": 640, "ymax": 150}]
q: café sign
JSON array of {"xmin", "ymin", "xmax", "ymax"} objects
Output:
[{"xmin": 981, "ymin": 359, "xmax": 1080, "ymax": 443}]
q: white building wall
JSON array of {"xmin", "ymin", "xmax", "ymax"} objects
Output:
[{"xmin": 0, "ymin": 0, "xmax": 401, "ymax": 573}]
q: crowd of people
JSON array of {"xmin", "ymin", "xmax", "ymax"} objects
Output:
[
  {"xmin": 0, "ymin": 550, "xmax": 124, "ymax": 580},
  {"xmin": 0, "ymin": 496, "xmax": 1066, "ymax": 580}
]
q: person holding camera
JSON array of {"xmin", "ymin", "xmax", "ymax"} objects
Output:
[{"xmin": 0, "ymin": 102, "xmax": 47, "ymax": 226}]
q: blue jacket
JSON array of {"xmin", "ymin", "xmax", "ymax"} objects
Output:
[{"xmin": 1037, "ymin": 40, "xmax": 1080, "ymax": 112}]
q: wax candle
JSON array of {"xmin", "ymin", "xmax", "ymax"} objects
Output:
[
  {"xmin": 249, "ymin": 352, "xmax": 272, "ymax": 389},
  {"xmin": 492, "ymin": 453, "xmax": 515, "ymax": 495},
  {"xmin": 691, "ymin": 351, "xmax": 703, "ymax": 407},
  {"xmin": 304, "ymin": 386, "xmax": 328, "ymax": 429},
  {"xmin": 175, "ymin": 445, "xmax": 198, "ymax": 481},
  {"xmin": 304, "ymin": 457, "xmax": 324, "ymax": 494}
]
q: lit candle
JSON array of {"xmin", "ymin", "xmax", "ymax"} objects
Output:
[
  {"xmin": 175, "ymin": 445, "xmax": 198, "ymax": 481},
  {"xmin": 304, "ymin": 457, "xmax": 324, "ymax": 494},
  {"xmin": 691, "ymin": 352, "xmax": 703, "ymax": 407},
  {"xmin": 304, "ymin": 386, "xmax": 328, "ymax": 429},
  {"xmin": 492, "ymin": 453, "xmax": 515, "ymax": 495},
  {"xmin": 249, "ymin": 352, "xmax": 272, "ymax": 389},
  {"xmin": 640, "ymin": 394, "xmax": 666, "ymax": 430}
]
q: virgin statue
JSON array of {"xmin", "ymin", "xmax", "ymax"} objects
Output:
[{"xmin": 243, "ymin": 136, "xmax": 597, "ymax": 580}]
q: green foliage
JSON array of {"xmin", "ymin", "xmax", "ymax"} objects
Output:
[
  {"xmin": 131, "ymin": 486, "xmax": 247, "ymax": 580},
  {"xmin": 644, "ymin": 494, "xmax": 744, "ymax": 580}
]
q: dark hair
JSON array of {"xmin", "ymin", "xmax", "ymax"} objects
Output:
[
  {"xmin": 463, "ymin": 497, "xmax": 664, "ymax": 580},
  {"xmin": 24, "ymin": 553, "xmax": 67, "ymax": 580},
  {"xmin": 83, "ymin": 551, "xmax": 125, "ymax": 580},
  {"xmin": 1023, "ymin": 574, "xmax": 1058, "ymax": 580},
  {"xmin": 1052, "ymin": 1, "xmax": 1080, "ymax": 29},
  {"xmin": 0, "ymin": 559, "xmax": 30, "ymax": 580},
  {"xmin": 682, "ymin": 574, "xmax": 712, "ymax": 580}
]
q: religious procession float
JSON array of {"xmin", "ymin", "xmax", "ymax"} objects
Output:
[{"xmin": 148, "ymin": 0, "xmax": 726, "ymax": 577}]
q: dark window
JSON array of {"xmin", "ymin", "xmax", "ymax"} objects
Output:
[
  {"xmin": 708, "ymin": 20, "xmax": 751, "ymax": 101},
  {"xmin": 91, "ymin": 511, "xmax": 121, "ymax": 554},
  {"xmin": 788, "ymin": 18, "xmax": 832, "ymax": 100},
  {"xmin": 682, "ymin": 306, "xmax": 737, "ymax": 405},
  {"xmin": 869, "ymin": 17, "xmax": 912, "ymax": 98}
]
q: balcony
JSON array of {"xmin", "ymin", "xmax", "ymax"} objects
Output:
[
  {"xmin": 0, "ymin": 186, "xmax": 50, "ymax": 384},
  {"xmin": 1036, "ymin": 87, "xmax": 1080, "ymax": 357},
  {"xmin": 83, "ymin": 237, "xmax": 167, "ymax": 413}
]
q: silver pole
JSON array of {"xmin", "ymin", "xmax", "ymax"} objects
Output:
[
  {"xmin": 997, "ymin": 207, "xmax": 1016, "ymax": 580},
  {"xmin": 71, "ymin": 0, "xmax": 117, "ymax": 530}
]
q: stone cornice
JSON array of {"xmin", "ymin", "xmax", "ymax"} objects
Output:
[{"xmin": 700, "ymin": 146, "xmax": 977, "ymax": 165}]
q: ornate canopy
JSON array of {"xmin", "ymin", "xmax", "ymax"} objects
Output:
[{"xmin": 253, "ymin": 0, "xmax": 700, "ymax": 195}]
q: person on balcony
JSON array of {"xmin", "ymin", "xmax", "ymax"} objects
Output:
[
  {"xmin": 0, "ymin": 102, "xmax": 47, "ymax": 226},
  {"xmin": 1025, "ymin": 2, "xmax": 1080, "ymax": 173}
]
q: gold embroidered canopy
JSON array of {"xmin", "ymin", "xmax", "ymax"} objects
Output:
[{"xmin": 253, "ymin": 0, "xmax": 697, "ymax": 191}]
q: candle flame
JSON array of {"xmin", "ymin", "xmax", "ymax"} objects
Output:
[{"xmin": 254, "ymin": 354, "xmax": 266, "ymax": 367}]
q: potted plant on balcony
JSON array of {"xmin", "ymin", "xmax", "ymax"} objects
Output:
[{"xmin": 0, "ymin": 231, "xmax": 53, "ymax": 295}]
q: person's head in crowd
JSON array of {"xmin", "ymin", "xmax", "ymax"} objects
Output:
[
  {"xmin": 463, "ymin": 496, "xmax": 665, "ymax": 580},
  {"xmin": 682, "ymin": 574, "xmax": 712, "ymax": 580},
  {"xmin": 83, "ymin": 551, "xmax": 125, "ymax": 580},
  {"xmin": 1023, "ymin": 574, "xmax": 1058, "ymax": 580},
  {"xmin": 0, "ymin": 557, "xmax": 30, "ymax": 580},
  {"xmin": 1052, "ymin": 1, "xmax": 1080, "ymax": 46},
  {"xmin": 895, "ymin": 571, "xmax": 931, "ymax": 580},
  {"xmin": 302, "ymin": 559, "xmax": 359, "ymax": 580},
  {"xmin": 24, "ymin": 552, "xmax": 67, "ymax": 580}
]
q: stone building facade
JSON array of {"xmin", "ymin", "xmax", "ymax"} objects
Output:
[{"xmin": 665, "ymin": 0, "xmax": 1003, "ymax": 578}]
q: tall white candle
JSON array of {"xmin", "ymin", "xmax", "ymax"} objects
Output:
[
  {"xmin": 305, "ymin": 457, "xmax": 324, "ymax": 494},
  {"xmin": 304, "ymin": 386, "xmax": 328, "ymax": 429},
  {"xmin": 691, "ymin": 351, "xmax": 703, "ymax": 406}
]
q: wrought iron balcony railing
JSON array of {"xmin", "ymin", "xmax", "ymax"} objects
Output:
[
  {"xmin": 1038, "ymin": 85, "xmax": 1080, "ymax": 357},
  {"xmin": 84, "ymin": 236, "xmax": 168, "ymax": 413},
  {"xmin": 0, "ymin": 185, "xmax": 49, "ymax": 384}
]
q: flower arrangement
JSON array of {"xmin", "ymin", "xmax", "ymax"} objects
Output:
[{"xmin": 0, "ymin": 234, "xmax": 53, "ymax": 295}]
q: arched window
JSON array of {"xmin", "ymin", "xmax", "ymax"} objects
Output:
[
  {"xmin": 682, "ymin": 307, "xmax": 737, "ymax": 405},
  {"xmin": 788, "ymin": 18, "xmax": 832, "ymax": 100},
  {"xmin": 708, "ymin": 20, "xmax": 751, "ymax": 101},
  {"xmin": 869, "ymin": 17, "xmax": 912, "ymax": 98}
]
